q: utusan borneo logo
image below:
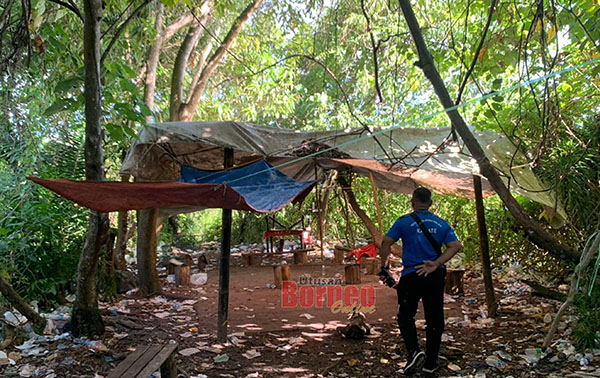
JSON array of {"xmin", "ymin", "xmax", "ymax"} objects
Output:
[{"xmin": 281, "ymin": 274, "xmax": 376, "ymax": 313}]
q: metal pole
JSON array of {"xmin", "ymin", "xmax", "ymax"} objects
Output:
[
  {"xmin": 217, "ymin": 148, "xmax": 234, "ymax": 343},
  {"xmin": 473, "ymin": 175, "xmax": 498, "ymax": 317}
]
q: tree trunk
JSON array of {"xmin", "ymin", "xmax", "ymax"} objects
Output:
[
  {"xmin": 0, "ymin": 276, "xmax": 46, "ymax": 334},
  {"xmin": 71, "ymin": 0, "xmax": 106, "ymax": 338},
  {"xmin": 398, "ymin": 0, "xmax": 579, "ymax": 263},
  {"xmin": 178, "ymin": 0, "xmax": 263, "ymax": 121},
  {"xmin": 137, "ymin": 208, "xmax": 162, "ymax": 296},
  {"xmin": 338, "ymin": 175, "xmax": 402, "ymax": 257}
]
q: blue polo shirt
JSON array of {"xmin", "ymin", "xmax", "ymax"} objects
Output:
[{"xmin": 386, "ymin": 210, "xmax": 458, "ymax": 276}]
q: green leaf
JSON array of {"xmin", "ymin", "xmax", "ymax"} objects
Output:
[
  {"xmin": 44, "ymin": 99, "xmax": 72, "ymax": 116},
  {"xmin": 55, "ymin": 77, "xmax": 82, "ymax": 93}
]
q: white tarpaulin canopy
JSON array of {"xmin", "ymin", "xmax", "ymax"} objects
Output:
[{"xmin": 120, "ymin": 121, "xmax": 565, "ymax": 218}]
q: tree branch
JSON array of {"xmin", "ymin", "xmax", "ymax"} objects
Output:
[
  {"xmin": 179, "ymin": 0, "xmax": 263, "ymax": 120},
  {"xmin": 360, "ymin": 0, "xmax": 384, "ymax": 103},
  {"xmin": 397, "ymin": 0, "xmax": 579, "ymax": 263},
  {"xmin": 48, "ymin": 0, "xmax": 83, "ymax": 22},
  {"xmin": 101, "ymin": 0, "xmax": 153, "ymax": 64},
  {"xmin": 455, "ymin": 0, "xmax": 498, "ymax": 105}
]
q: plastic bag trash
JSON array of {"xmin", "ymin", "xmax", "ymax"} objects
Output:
[
  {"xmin": 485, "ymin": 355, "xmax": 506, "ymax": 369},
  {"xmin": 4, "ymin": 311, "xmax": 26, "ymax": 327},
  {"xmin": 190, "ymin": 273, "xmax": 207, "ymax": 286},
  {"xmin": 495, "ymin": 350, "xmax": 512, "ymax": 361},
  {"xmin": 242, "ymin": 349, "xmax": 261, "ymax": 359},
  {"xmin": 167, "ymin": 274, "xmax": 176, "ymax": 283},
  {"xmin": 299, "ymin": 313, "xmax": 315, "ymax": 320},
  {"xmin": 213, "ymin": 354, "xmax": 229, "ymax": 363},
  {"xmin": 179, "ymin": 348, "xmax": 201, "ymax": 356},
  {"xmin": 522, "ymin": 348, "xmax": 542, "ymax": 365},
  {"xmin": 447, "ymin": 363, "xmax": 461, "ymax": 372}
]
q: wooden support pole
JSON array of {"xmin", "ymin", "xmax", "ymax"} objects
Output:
[
  {"xmin": 368, "ymin": 172, "xmax": 383, "ymax": 232},
  {"xmin": 217, "ymin": 148, "xmax": 234, "ymax": 343},
  {"xmin": 474, "ymin": 175, "xmax": 497, "ymax": 317}
]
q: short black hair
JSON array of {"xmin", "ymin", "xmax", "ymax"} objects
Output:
[{"xmin": 412, "ymin": 187, "xmax": 432, "ymax": 203}]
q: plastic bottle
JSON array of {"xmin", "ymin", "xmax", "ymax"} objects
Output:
[{"xmin": 321, "ymin": 265, "xmax": 326, "ymax": 276}]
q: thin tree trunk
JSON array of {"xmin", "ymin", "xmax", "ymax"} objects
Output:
[
  {"xmin": 474, "ymin": 175, "xmax": 497, "ymax": 317},
  {"xmin": 71, "ymin": 0, "xmax": 106, "ymax": 338},
  {"xmin": 398, "ymin": 0, "xmax": 578, "ymax": 263},
  {"xmin": 178, "ymin": 0, "xmax": 263, "ymax": 120},
  {"xmin": 114, "ymin": 175, "xmax": 130, "ymax": 270},
  {"xmin": 338, "ymin": 175, "xmax": 402, "ymax": 257},
  {"xmin": 0, "ymin": 276, "xmax": 46, "ymax": 334},
  {"xmin": 137, "ymin": 208, "xmax": 161, "ymax": 296}
]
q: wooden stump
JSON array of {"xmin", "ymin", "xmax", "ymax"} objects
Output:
[
  {"xmin": 362, "ymin": 257, "xmax": 381, "ymax": 275},
  {"xmin": 293, "ymin": 250, "xmax": 308, "ymax": 264},
  {"xmin": 173, "ymin": 252, "xmax": 193, "ymax": 267},
  {"xmin": 345, "ymin": 264, "xmax": 361, "ymax": 284},
  {"xmin": 445, "ymin": 268, "xmax": 465, "ymax": 295},
  {"xmin": 243, "ymin": 253, "xmax": 262, "ymax": 267},
  {"xmin": 273, "ymin": 265, "xmax": 291, "ymax": 288},
  {"xmin": 334, "ymin": 245, "xmax": 349, "ymax": 264},
  {"xmin": 197, "ymin": 254, "xmax": 208, "ymax": 271},
  {"xmin": 167, "ymin": 259, "xmax": 190, "ymax": 286}
]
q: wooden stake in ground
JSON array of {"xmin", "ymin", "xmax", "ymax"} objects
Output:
[
  {"xmin": 217, "ymin": 147, "xmax": 234, "ymax": 344},
  {"xmin": 474, "ymin": 175, "xmax": 497, "ymax": 317}
]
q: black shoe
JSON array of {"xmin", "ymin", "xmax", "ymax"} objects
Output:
[
  {"xmin": 422, "ymin": 359, "xmax": 439, "ymax": 373},
  {"xmin": 404, "ymin": 350, "xmax": 425, "ymax": 375}
]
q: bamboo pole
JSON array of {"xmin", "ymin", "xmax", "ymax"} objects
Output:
[
  {"xmin": 217, "ymin": 148, "xmax": 234, "ymax": 343},
  {"xmin": 368, "ymin": 172, "xmax": 383, "ymax": 232},
  {"xmin": 474, "ymin": 175, "xmax": 497, "ymax": 317}
]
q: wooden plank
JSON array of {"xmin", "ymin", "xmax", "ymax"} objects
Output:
[
  {"xmin": 119, "ymin": 345, "xmax": 162, "ymax": 377},
  {"xmin": 135, "ymin": 342, "xmax": 178, "ymax": 378},
  {"xmin": 106, "ymin": 345, "xmax": 151, "ymax": 378}
]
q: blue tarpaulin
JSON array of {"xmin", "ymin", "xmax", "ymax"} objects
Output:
[{"xmin": 179, "ymin": 160, "xmax": 316, "ymax": 212}]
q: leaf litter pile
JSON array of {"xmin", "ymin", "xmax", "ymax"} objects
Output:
[{"xmin": 1, "ymin": 242, "xmax": 599, "ymax": 378}]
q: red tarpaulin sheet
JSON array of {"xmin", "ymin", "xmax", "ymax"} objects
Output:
[{"xmin": 28, "ymin": 177, "xmax": 314, "ymax": 213}]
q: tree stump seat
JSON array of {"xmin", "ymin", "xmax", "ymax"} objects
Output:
[{"xmin": 107, "ymin": 341, "xmax": 178, "ymax": 378}]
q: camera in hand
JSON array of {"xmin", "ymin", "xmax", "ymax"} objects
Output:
[{"xmin": 378, "ymin": 267, "xmax": 397, "ymax": 288}]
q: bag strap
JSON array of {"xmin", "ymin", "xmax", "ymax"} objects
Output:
[{"xmin": 409, "ymin": 212, "xmax": 442, "ymax": 256}]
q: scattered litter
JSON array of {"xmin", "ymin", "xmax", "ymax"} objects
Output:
[
  {"xmin": 242, "ymin": 349, "xmax": 261, "ymax": 359},
  {"xmin": 213, "ymin": 354, "xmax": 229, "ymax": 363},
  {"xmin": 299, "ymin": 313, "xmax": 315, "ymax": 320},
  {"xmin": 154, "ymin": 312, "xmax": 172, "ymax": 319},
  {"xmin": 179, "ymin": 348, "xmax": 201, "ymax": 356},
  {"xmin": 191, "ymin": 273, "xmax": 208, "ymax": 286},
  {"xmin": 447, "ymin": 363, "xmax": 461, "ymax": 372}
]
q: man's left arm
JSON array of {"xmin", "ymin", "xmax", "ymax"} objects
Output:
[{"xmin": 416, "ymin": 240, "xmax": 462, "ymax": 276}]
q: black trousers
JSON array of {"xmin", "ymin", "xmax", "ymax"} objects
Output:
[{"xmin": 396, "ymin": 268, "xmax": 446, "ymax": 361}]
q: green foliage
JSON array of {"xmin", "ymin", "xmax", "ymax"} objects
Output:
[{"xmin": 573, "ymin": 283, "xmax": 600, "ymax": 351}]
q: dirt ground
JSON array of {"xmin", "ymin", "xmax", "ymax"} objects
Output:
[{"xmin": 1, "ymin": 247, "xmax": 599, "ymax": 378}]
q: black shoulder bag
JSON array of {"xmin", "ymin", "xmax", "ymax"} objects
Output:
[{"xmin": 409, "ymin": 212, "xmax": 442, "ymax": 256}]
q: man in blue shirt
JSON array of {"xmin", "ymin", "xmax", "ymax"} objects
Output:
[{"xmin": 380, "ymin": 188, "xmax": 462, "ymax": 375}]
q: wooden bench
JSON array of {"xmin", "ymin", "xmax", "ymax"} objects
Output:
[{"xmin": 107, "ymin": 341, "xmax": 178, "ymax": 378}]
